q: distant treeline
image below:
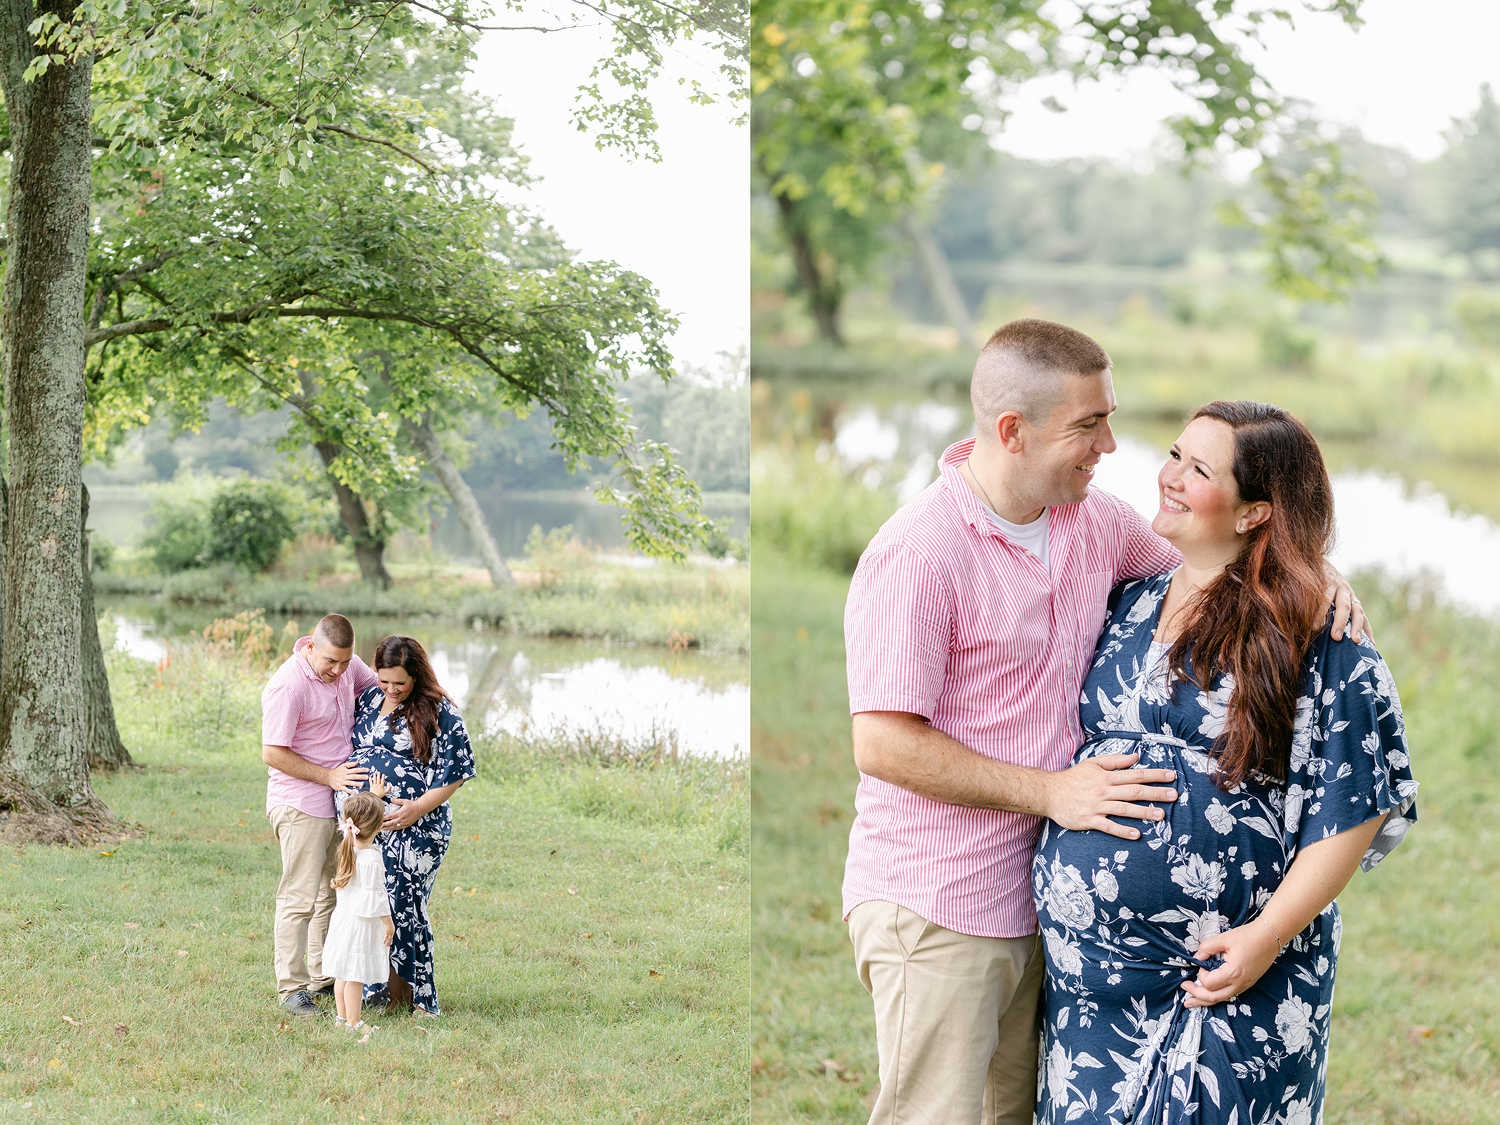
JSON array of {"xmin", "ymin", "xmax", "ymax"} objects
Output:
[
  {"xmin": 87, "ymin": 363, "xmax": 750, "ymax": 497},
  {"xmin": 745, "ymin": 87, "xmax": 1500, "ymax": 334},
  {"xmin": 908, "ymin": 92, "xmax": 1499, "ymax": 309}
]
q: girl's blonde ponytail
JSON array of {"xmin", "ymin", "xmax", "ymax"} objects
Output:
[{"xmin": 331, "ymin": 791, "xmax": 385, "ymax": 889}]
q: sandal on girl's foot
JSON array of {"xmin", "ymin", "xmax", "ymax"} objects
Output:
[
  {"xmin": 334, "ymin": 1016, "xmax": 349, "ymax": 1030},
  {"xmin": 351, "ymin": 1021, "xmax": 379, "ymax": 1044}
]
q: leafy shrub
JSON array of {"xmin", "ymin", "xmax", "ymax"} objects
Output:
[
  {"xmin": 204, "ymin": 478, "xmax": 297, "ymax": 573},
  {"xmin": 751, "ymin": 446, "xmax": 896, "ymax": 574},
  {"xmin": 1259, "ymin": 314, "xmax": 1317, "ymax": 370},
  {"xmin": 1454, "ymin": 289, "xmax": 1500, "ymax": 351},
  {"xmin": 141, "ymin": 494, "xmax": 211, "ymax": 573},
  {"xmin": 88, "ymin": 534, "xmax": 115, "ymax": 573}
]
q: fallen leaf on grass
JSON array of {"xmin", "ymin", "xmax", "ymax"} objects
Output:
[
  {"xmin": 191, "ymin": 922, "xmax": 204, "ymax": 928},
  {"xmin": 582, "ymin": 933, "xmax": 594, "ymax": 939},
  {"xmin": 123, "ymin": 923, "xmax": 139, "ymax": 929},
  {"xmin": 648, "ymin": 969, "xmax": 663, "ymax": 978},
  {"xmin": 97, "ymin": 849, "xmax": 116, "ymax": 857},
  {"xmin": 567, "ymin": 886, "xmax": 578, "ymax": 895},
  {"xmin": 750, "ymin": 1057, "xmax": 765, "ymax": 1076},
  {"xmin": 61, "ymin": 1016, "xmax": 81, "ymax": 1027},
  {"xmin": 114, "ymin": 1024, "xmax": 128, "ymax": 1036},
  {"xmin": 821, "ymin": 1058, "xmax": 845, "ymax": 1076},
  {"xmin": 175, "ymin": 950, "xmax": 188, "ymax": 957},
  {"xmin": 1409, "ymin": 1025, "xmax": 1436, "ymax": 1043},
  {"xmin": 276, "ymin": 1021, "xmax": 291, "ymax": 1032}
]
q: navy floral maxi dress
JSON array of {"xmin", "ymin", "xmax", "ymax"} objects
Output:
[
  {"xmin": 1033, "ymin": 574, "xmax": 1417, "ymax": 1125},
  {"xmin": 336, "ymin": 687, "xmax": 476, "ymax": 1015}
]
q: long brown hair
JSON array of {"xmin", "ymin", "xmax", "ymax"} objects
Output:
[
  {"xmin": 373, "ymin": 635, "xmax": 451, "ymax": 764},
  {"xmin": 1167, "ymin": 401, "xmax": 1333, "ymax": 790},
  {"xmin": 332, "ymin": 791, "xmax": 385, "ymax": 889}
]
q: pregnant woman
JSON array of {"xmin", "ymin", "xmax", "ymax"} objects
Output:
[
  {"xmin": 341, "ymin": 634, "xmax": 475, "ymax": 1016},
  {"xmin": 1033, "ymin": 402, "xmax": 1417, "ymax": 1125}
]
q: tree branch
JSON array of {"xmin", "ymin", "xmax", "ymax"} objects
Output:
[{"xmin": 182, "ymin": 64, "xmax": 439, "ymax": 175}]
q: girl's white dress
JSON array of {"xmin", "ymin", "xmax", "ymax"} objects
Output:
[{"xmin": 322, "ymin": 846, "xmax": 391, "ymax": 984}]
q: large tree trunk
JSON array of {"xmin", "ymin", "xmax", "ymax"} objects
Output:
[
  {"xmin": 774, "ymin": 191, "xmax": 845, "ymax": 346},
  {"xmin": 405, "ymin": 415, "xmax": 514, "ymax": 589},
  {"xmin": 313, "ymin": 441, "xmax": 393, "ymax": 588},
  {"xmin": 902, "ymin": 212, "xmax": 977, "ymax": 346},
  {"xmin": 81, "ymin": 484, "xmax": 132, "ymax": 771},
  {"xmin": 0, "ymin": 3, "xmax": 111, "ymax": 830}
]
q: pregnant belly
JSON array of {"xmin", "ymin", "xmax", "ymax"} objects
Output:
[
  {"xmin": 351, "ymin": 746, "xmax": 428, "ymax": 800},
  {"xmin": 1035, "ymin": 738, "xmax": 1286, "ymax": 963}
]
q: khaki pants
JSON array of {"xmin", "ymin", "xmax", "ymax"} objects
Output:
[
  {"xmin": 849, "ymin": 900, "xmax": 1044, "ymax": 1125},
  {"xmin": 269, "ymin": 805, "xmax": 339, "ymax": 1000}
]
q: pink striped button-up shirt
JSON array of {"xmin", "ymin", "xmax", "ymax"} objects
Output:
[{"xmin": 843, "ymin": 439, "xmax": 1179, "ymax": 938}]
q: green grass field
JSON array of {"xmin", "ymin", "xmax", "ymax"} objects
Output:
[
  {"xmin": 750, "ymin": 551, "xmax": 1500, "ymax": 1123},
  {"xmin": 0, "ymin": 640, "xmax": 749, "ymax": 1123}
]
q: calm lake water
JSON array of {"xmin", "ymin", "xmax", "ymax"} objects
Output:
[
  {"xmin": 104, "ymin": 600, "xmax": 749, "ymax": 759},
  {"xmin": 822, "ymin": 396, "xmax": 1500, "ymax": 617}
]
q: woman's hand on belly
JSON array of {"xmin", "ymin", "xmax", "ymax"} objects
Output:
[
  {"xmin": 382, "ymin": 797, "xmax": 426, "ymax": 831},
  {"xmin": 1181, "ymin": 920, "xmax": 1282, "ymax": 1007}
]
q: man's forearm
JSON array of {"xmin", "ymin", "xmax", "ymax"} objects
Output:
[
  {"xmin": 852, "ymin": 713, "xmax": 1050, "ymax": 814},
  {"xmin": 852, "ymin": 711, "xmax": 1177, "ymax": 840},
  {"xmin": 262, "ymin": 744, "xmax": 332, "ymax": 787}
]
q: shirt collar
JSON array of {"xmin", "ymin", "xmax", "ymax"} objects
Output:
[{"xmin": 938, "ymin": 438, "xmax": 992, "ymax": 535}]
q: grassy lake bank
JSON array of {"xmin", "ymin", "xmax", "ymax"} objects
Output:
[{"xmin": 96, "ymin": 556, "xmax": 750, "ymax": 656}]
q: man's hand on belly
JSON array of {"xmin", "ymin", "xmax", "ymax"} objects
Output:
[
  {"xmin": 1039, "ymin": 752, "xmax": 1178, "ymax": 840},
  {"xmin": 327, "ymin": 760, "xmax": 370, "ymax": 793}
]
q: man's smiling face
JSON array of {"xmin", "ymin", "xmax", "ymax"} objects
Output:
[{"xmin": 1019, "ymin": 369, "xmax": 1118, "ymax": 509}]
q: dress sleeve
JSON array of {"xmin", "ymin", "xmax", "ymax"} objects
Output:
[
  {"xmin": 426, "ymin": 699, "xmax": 477, "ymax": 789},
  {"xmin": 1281, "ymin": 628, "xmax": 1418, "ymax": 872}
]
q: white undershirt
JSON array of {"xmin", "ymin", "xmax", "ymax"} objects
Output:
[{"xmin": 982, "ymin": 506, "xmax": 1050, "ymax": 568}]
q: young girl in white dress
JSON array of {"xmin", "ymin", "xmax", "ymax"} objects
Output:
[{"xmin": 323, "ymin": 778, "xmax": 394, "ymax": 1038}]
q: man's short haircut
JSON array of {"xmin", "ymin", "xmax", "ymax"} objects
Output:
[
  {"xmin": 971, "ymin": 319, "xmax": 1112, "ymax": 441},
  {"xmin": 313, "ymin": 613, "xmax": 355, "ymax": 650}
]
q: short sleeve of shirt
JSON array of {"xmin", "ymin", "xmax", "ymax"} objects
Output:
[
  {"xmin": 350, "ymin": 656, "xmax": 379, "ymax": 697},
  {"xmin": 845, "ymin": 544, "xmax": 952, "ymax": 719},
  {"xmin": 261, "ymin": 670, "xmax": 301, "ymax": 747},
  {"xmin": 1283, "ymin": 629, "xmax": 1418, "ymax": 872},
  {"xmin": 426, "ymin": 699, "xmax": 477, "ymax": 789},
  {"xmin": 1105, "ymin": 491, "xmax": 1179, "ymax": 582}
]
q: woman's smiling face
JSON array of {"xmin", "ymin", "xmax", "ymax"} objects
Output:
[
  {"xmin": 1153, "ymin": 416, "xmax": 1269, "ymax": 564},
  {"xmin": 378, "ymin": 665, "xmax": 414, "ymax": 704}
]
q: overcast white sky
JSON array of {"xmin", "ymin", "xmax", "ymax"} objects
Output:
[
  {"xmin": 995, "ymin": 0, "xmax": 1500, "ymax": 164},
  {"xmin": 467, "ymin": 21, "xmax": 747, "ymax": 369}
]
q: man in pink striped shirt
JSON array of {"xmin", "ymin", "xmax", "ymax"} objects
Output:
[
  {"xmin": 843, "ymin": 320, "xmax": 1363, "ymax": 1124},
  {"xmin": 261, "ymin": 612, "xmax": 379, "ymax": 1016}
]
